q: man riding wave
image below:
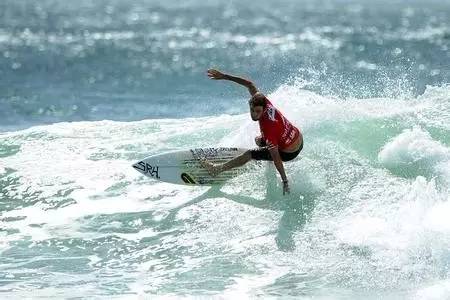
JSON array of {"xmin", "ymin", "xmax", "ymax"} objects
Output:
[{"xmin": 201, "ymin": 69, "xmax": 304, "ymax": 195}]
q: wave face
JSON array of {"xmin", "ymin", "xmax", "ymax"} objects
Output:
[{"xmin": 1, "ymin": 83, "xmax": 449, "ymax": 298}]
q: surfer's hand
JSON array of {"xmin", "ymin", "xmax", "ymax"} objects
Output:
[
  {"xmin": 207, "ymin": 69, "xmax": 226, "ymax": 80},
  {"xmin": 255, "ymin": 135, "xmax": 264, "ymax": 147},
  {"xmin": 282, "ymin": 180, "xmax": 290, "ymax": 195}
]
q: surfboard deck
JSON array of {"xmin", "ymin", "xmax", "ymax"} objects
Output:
[{"xmin": 132, "ymin": 147, "xmax": 248, "ymax": 185}]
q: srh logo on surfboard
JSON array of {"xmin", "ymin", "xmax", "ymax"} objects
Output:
[{"xmin": 133, "ymin": 162, "xmax": 160, "ymax": 179}]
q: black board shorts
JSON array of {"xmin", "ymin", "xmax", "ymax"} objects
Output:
[{"xmin": 250, "ymin": 140, "xmax": 303, "ymax": 162}]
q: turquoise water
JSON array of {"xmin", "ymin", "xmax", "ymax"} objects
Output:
[{"xmin": 1, "ymin": 0, "xmax": 450, "ymax": 299}]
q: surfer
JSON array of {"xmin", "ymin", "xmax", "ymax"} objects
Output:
[{"xmin": 201, "ymin": 69, "xmax": 303, "ymax": 195}]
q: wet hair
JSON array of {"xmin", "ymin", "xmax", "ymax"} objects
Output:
[{"xmin": 248, "ymin": 92, "xmax": 267, "ymax": 108}]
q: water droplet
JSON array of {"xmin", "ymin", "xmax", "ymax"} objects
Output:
[
  {"xmin": 392, "ymin": 48, "xmax": 402, "ymax": 56},
  {"xmin": 11, "ymin": 62, "xmax": 21, "ymax": 70}
]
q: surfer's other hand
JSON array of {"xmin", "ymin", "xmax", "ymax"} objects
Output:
[
  {"xmin": 207, "ymin": 69, "xmax": 225, "ymax": 80},
  {"xmin": 283, "ymin": 180, "xmax": 290, "ymax": 195}
]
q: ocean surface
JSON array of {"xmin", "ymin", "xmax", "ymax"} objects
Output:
[{"xmin": 1, "ymin": 0, "xmax": 450, "ymax": 299}]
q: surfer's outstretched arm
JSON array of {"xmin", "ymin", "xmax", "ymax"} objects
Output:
[{"xmin": 207, "ymin": 69, "xmax": 259, "ymax": 96}]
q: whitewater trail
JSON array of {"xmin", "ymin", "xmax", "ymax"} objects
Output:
[{"xmin": 1, "ymin": 84, "xmax": 449, "ymax": 298}]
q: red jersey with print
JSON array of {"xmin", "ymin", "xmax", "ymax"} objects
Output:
[{"xmin": 258, "ymin": 98, "xmax": 300, "ymax": 150}]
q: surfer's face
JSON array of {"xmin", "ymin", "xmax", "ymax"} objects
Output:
[{"xmin": 250, "ymin": 105, "xmax": 263, "ymax": 121}]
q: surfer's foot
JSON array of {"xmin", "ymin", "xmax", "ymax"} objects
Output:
[{"xmin": 199, "ymin": 159, "xmax": 221, "ymax": 177}]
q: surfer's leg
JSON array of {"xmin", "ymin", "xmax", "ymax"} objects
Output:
[
  {"xmin": 219, "ymin": 150, "xmax": 252, "ymax": 172},
  {"xmin": 200, "ymin": 150, "xmax": 252, "ymax": 177},
  {"xmin": 249, "ymin": 147, "xmax": 273, "ymax": 161}
]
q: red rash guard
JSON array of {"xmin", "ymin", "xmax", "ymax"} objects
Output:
[{"xmin": 258, "ymin": 98, "xmax": 300, "ymax": 150}]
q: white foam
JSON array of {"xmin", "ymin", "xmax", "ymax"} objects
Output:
[
  {"xmin": 221, "ymin": 267, "xmax": 289, "ymax": 300},
  {"xmin": 378, "ymin": 127, "xmax": 450, "ymax": 173},
  {"xmin": 335, "ymin": 175, "xmax": 450, "ymax": 264},
  {"xmin": 1, "ymin": 83, "xmax": 450, "ymax": 298},
  {"xmin": 267, "ymin": 83, "xmax": 423, "ymax": 131},
  {"xmin": 423, "ymin": 195, "xmax": 450, "ymax": 233},
  {"xmin": 414, "ymin": 279, "xmax": 450, "ymax": 300},
  {"xmin": 0, "ymin": 117, "xmax": 238, "ymax": 244}
]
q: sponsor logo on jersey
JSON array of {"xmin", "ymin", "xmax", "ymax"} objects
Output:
[{"xmin": 266, "ymin": 106, "xmax": 276, "ymax": 121}]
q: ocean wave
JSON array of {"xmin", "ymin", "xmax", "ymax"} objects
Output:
[{"xmin": 1, "ymin": 81, "xmax": 450, "ymax": 297}]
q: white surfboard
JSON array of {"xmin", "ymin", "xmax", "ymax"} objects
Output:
[{"xmin": 132, "ymin": 147, "xmax": 248, "ymax": 185}]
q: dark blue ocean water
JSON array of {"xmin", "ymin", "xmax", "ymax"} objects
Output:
[
  {"xmin": 1, "ymin": 0, "xmax": 450, "ymax": 299},
  {"xmin": 1, "ymin": 0, "xmax": 449, "ymax": 129}
]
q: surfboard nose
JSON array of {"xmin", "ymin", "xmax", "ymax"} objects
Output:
[{"xmin": 132, "ymin": 147, "xmax": 247, "ymax": 185}]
